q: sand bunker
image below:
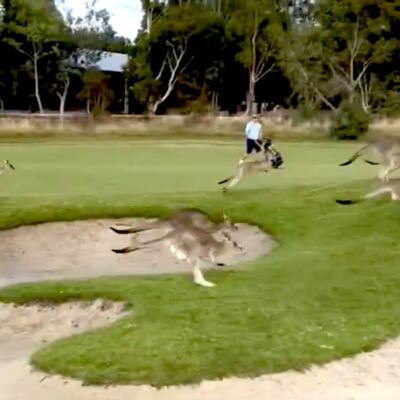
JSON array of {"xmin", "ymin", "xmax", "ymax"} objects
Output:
[
  {"xmin": 0, "ymin": 217, "xmax": 275, "ymax": 287},
  {"xmin": 1, "ymin": 300, "xmax": 400, "ymax": 400},
  {"xmin": 0, "ymin": 299, "xmax": 128, "ymax": 400},
  {"xmin": 1, "ymin": 218, "xmax": 400, "ymax": 399}
]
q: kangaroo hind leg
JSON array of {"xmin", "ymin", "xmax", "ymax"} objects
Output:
[
  {"xmin": 364, "ymin": 187, "xmax": 392, "ymax": 200},
  {"xmin": 225, "ymin": 168, "xmax": 244, "ymax": 189},
  {"xmin": 391, "ymin": 191, "xmax": 400, "ymax": 200},
  {"xmin": 192, "ymin": 260, "xmax": 215, "ymax": 288}
]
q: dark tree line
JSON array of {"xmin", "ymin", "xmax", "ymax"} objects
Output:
[
  {"xmin": 0, "ymin": 0, "xmax": 130, "ymax": 113},
  {"xmin": 1, "ymin": 0, "xmax": 400, "ymax": 126}
]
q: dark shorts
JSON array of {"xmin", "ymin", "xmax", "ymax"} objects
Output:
[{"xmin": 246, "ymin": 138, "xmax": 262, "ymax": 154}]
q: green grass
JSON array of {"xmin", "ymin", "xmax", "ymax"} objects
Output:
[{"xmin": 1, "ymin": 139, "xmax": 400, "ymax": 387}]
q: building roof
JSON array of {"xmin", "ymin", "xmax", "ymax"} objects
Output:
[{"xmin": 68, "ymin": 50, "xmax": 129, "ymax": 73}]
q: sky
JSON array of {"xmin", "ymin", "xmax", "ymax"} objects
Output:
[{"xmin": 56, "ymin": 0, "xmax": 143, "ymax": 41}]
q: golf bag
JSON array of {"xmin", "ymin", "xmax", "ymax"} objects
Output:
[
  {"xmin": 260, "ymin": 139, "xmax": 284, "ymax": 169},
  {"xmin": 269, "ymin": 147, "xmax": 284, "ymax": 169}
]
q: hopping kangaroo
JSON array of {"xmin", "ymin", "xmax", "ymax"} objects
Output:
[
  {"xmin": 111, "ymin": 223, "xmax": 241, "ymax": 288},
  {"xmin": 336, "ymin": 179, "xmax": 400, "ymax": 205},
  {"xmin": 0, "ymin": 160, "xmax": 15, "ymax": 176},
  {"xmin": 217, "ymin": 140, "xmax": 283, "ymax": 191},
  {"xmin": 339, "ymin": 138, "xmax": 400, "ymax": 182},
  {"xmin": 110, "ymin": 209, "xmax": 241, "ymax": 248}
]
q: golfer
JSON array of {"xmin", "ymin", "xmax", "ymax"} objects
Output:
[{"xmin": 242, "ymin": 114, "xmax": 263, "ymax": 160}]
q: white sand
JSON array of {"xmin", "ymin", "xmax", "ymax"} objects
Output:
[
  {"xmin": 1, "ymin": 300, "xmax": 400, "ymax": 400},
  {"xmin": 0, "ymin": 218, "xmax": 275, "ymax": 287}
]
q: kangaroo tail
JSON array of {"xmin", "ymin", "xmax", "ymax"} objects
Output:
[
  {"xmin": 111, "ymin": 245, "xmax": 140, "ymax": 254},
  {"xmin": 218, "ymin": 177, "xmax": 232, "ymax": 185},
  {"xmin": 110, "ymin": 226, "xmax": 149, "ymax": 234},
  {"xmin": 335, "ymin": 199, "xmax": 361, "ymax": 205},
  {"xmin": 339, "ymin": 144, "xmax": 370, "ymax": 166},
  {"xmin": 336, "ymin": 187, "xmax": 391, "ymax": 205},
  {"xmin": 364, "ymin": 159, "xmax": 380, "ymax": 165},
  {"xmin": 111, "ymin": 231, "xmax": 169, "ymax": 253}
]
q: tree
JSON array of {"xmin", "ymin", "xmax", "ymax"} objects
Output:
[
  {"xmin": 44, "ymin": 53, "xmax": 80, "ymax": 115},
  {"xmin": 148, "ymin": 5, "xmax": 197, "ymax": 113},
  {"xmin": 140, "ymin": 0, "xmax": 165, "ymax": 35},
  {"xmin": 54, "ymin": 63, "xmax": 82, "ymax": 115},
  {"xmin": 317, "ymin": 0, "xmax": 398, "ymax": 113},
  {"xmin": 3, "ymin": 0, "xmax": 67, "ymax": 113},
  {"xmin": 131, "ymin": 3, "xmax": 220, "ymax": 114},
  {"xmin": 226, "ymin": 0, "xmax": 282, "ymax": 114},
  {"xmin": 0, "ymin": 2, "xmax": 7, "ymax": 111},
  {"xmin": 126, "ymin": 33, "xmax": 159, "ymax": 112},
  {"xmin": 78, "ymin": 67, "xmax": 114, "ymax": 116},
  {"xmin": 279, "ymin": 23, "xmax": 341, "ymax": 114},
  {"xmin": 63, "ymin": 0, "xmax": 129, "ymax": 53},
  {"xmin": 55, "ymin": 0, "xmax": 125, "ymax": 114},
  {"xmin": 280, "ymin": 0, "xmax": 400, "ymax": 114}
]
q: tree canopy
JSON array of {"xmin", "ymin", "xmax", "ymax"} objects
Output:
[{"xmin": 1, "ymin": 0, "xmax": 400, "ymax": 118}]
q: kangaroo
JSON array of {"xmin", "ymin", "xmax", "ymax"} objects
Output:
[
  {"xmin": 0, "ymin": 160, "xmax": 15, "ymax": 176},
  {"xmin": 110, "ymin": 209, "xmax": 240, "ymax": 248},
  {"xmin": 111, "ymin": 223, "xmax": 242, "ymax": 288},
  {"xmin": 335, "ymin": 179, "xmax": 400, "ymax": 205},
  {"xmin": 339, "ymin": 138, "xmax": 400, "ymax": 182},
  {"xmin": 217, "ymin": 141, "xmax": 283, "ymax": 191}
]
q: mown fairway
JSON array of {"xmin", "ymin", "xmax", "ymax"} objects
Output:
[
  {"xmin": 0, "ymin": 140, "xmax": 381, "ymax": 196},
  {"xmin": 1, "ymin": 139, "xmax": 400, "ymax": 387}
]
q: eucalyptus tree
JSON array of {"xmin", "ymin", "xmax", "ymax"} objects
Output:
[
  {"xmin": 2, "ymin": 0, "xmax": 67, "ymax": 113},
  {"xmin": 55, "ymin": 0, "xmax": 124, "ymax": 113},
  {"xmin": 279, "ymin": 0, "xmax": 400, "ymax": 114},
  {"xmin": 226, "ymin": 0, "xmax": 283, "ymax": 114},
  {"xmin": 131, "ymin": 3, "xmax": 221, "ymax": 114}
]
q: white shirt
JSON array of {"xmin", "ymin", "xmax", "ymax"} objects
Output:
[{"xmin": 245, "ymin": 121, "xmax": 262, "ymax": 140}]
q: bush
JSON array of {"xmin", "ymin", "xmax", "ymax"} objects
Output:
[{"xmin": 329, "ymin": 102, "xmax": 370, "ymax": 140}]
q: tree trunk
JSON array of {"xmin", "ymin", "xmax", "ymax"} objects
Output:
[
  {"xmin": 217, "ymin": 0, "xmax": 222, "ymax": 15},
  {"xmin": 57, "ymin": 94, "xmax": 66, "ymax": 115},
  {"xmin": 57, "ymin": 76, "xmax": 70, "ymax": 115},
  {"xmin": 146, "ymin": 6, "xmax": 152, "ymax": 34},
  {"xmin": 348, "ymin": 89, "xmax": 356, "ymax": 105},
  {"xmin": 152, "ymin": 80, "xmax": 176, "ymax": 114},
  {"xmin": 359, "ymin": 81, "xmax": 370, "ymax": 114},
  {"xmin": 124, "ymin": 77, "xmax": 129, "ymax": 114},
  {"xmin": 152, "ymin": 99, "xmax": 161, "ymax": 115},
  {"xmin": 33, "ymin": 53, "xmax": 43, "ymax": 114},
  {"xmin": 246, "ymin": 72, "xmax": 256, "ymax": 115},
  {"xmin": 151, "ymin": 38, "xmax": 190, "ymax": 114},
  {"xmin": 152, "ymin": 71, "xmax": 179, "ymax": 114},
  {"xmin": 211, "ymin": 91, "xmax": 219, "ymax": 113},
  {"xmin": 247, "ymin": 10, "xmax": 258, "ymax": 116}
]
